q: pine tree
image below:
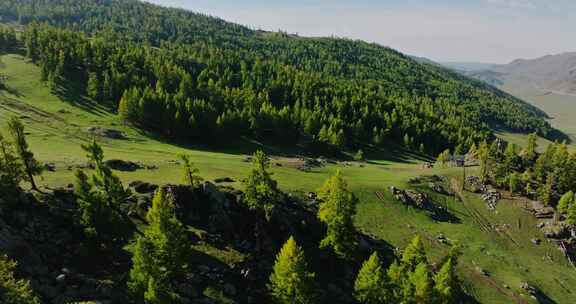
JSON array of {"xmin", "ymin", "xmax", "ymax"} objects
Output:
[
  {"xmin": 524, "ymin": 132, "xmax": 538, "ymax": 162},
  {"xmin": 129, "ymin": 188, "xmax": 190, "ymax": 303},
  {"xmin": 268, "ymin": 236, "xmax": 315, "ymax": 304},
  {"xmin": 401, "ymin": 236, "xmax": 427, "ymax": 272},
  {"xmin": 0, "ymin": 131, "xmax": 24, "ymax": 191},
  {"xmin": 508, "ymin": 173, "xmax": 520, "ymax": 195},
  {"xmin": 243, "ymin": 150, "xmax": 281, "ymax": 217},
  {"xmin": 354, "ymin": 252, "xmax": 391, "ymax": 304},
  {"xmin": 0, "ymin": 255, "xmax": 40, "ymax": 304},
  {"xmin": 317, "ymin": 170, "xmax": 358, "ymax": 259},
  {"xmin": 434, "ymin": 257, "xmax": 457, "ymax": 304},
  {"xmin": 87, "ymin": 72, "xmax": 102, "ymax": 101},
  {"xmin": 7, "ymin": 117, "xmax": 43, "ymax": 191},
  {"xmin": 539, "ymin": 174, "xmax": 555, "ymax": 206},
  {"xmin": 558, "ymin": 191, "xmax": 575, "ymax": 215},
  {"xmin": 411, "ymin": 262, "xmax": 433, "ymax": 304},
  {"xmin": 178, "ymin": 154, "xmax": 203, "ymax": 187}
]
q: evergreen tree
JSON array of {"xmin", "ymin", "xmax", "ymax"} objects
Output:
[
  {"xmin": 317, "ymin": 170, "xmax": 358, "ymax": 259},
  {"xmin": 178, "ymin": 154, "xmax": 203, "ymax": 187},
  {"xmin": 411, "ymin": 262, "xmax": 433, "ymax": 304},
  {"xmin": 0, "ymin": 255, "xmax": 40, "ymax": 304},
  {"xmin": 268, "ymin": 236, "xmax": 315, "ymax": 304},
  {"xmin": 558, "ymin": 191, "xmax": 575, "ymax": 215},
  {"xmin": 401, "ymin": 236, "xmax": 427, "ymax": 272},
  {"xmin": 75, "ymin": 140, "xmax": 134, "ymax": 240},
  {"xmin": 129, "ymin": 188, "xmax": 190, "ymax": 303},
  {"xmin": 508, "ymin": 173, "xmax": 521, "ymax": 195},
  {"xmin": 524, "ymin": 132, "xmax": 538, "ymax": 162},
  {"xmin": 539, "ymin": 174, "xmax": 555, "ymax": 206},
  {"xmin": 87, "ymin": 72, "xmax": 102, "ymax": 101},
  {"xmin": 243, "ymin": 150, "xmax": 281, "ymax": 218},
  {"xmin": 0, "ymin": 131, "xmax": 24, "ymax": 191},
  {"xmin": 434, "ymin": 257, "xmax": 457, "ymax": 304},
  {"xmin": 7, "ymin": 117, "xmax": 43, "ymax": 191},
  {"xmin": 354, "ymin": 252, "xmax": 391, "ymax": 304}
]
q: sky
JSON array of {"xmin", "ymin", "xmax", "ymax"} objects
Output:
[{"xmin": 145, "ymin": 0, "xmax": 576, "ymax": 64}]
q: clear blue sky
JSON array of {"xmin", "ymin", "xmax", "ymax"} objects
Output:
[{"xmin": 145, "ymin": 0, "xmax": 576, "ymax": 64}]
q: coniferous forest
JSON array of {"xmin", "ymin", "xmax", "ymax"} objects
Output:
[{"xmin": 0, "ymin": 0, "xmax": 555, "ymax": 155}]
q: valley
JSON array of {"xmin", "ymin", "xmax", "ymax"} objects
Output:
[{"xmin": 1, "ymin": 1, "xmax": 576, "ymax": 304}]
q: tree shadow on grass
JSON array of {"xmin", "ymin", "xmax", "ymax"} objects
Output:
[{"xmin": 52, "ymin": 71, "xmax": 112, "ymax": 117}]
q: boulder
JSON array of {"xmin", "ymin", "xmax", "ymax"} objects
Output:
[
  {"xmin": 104, "ymin": 159, "xmax": 141, "ymax": 172},
  {"xmin": 129, "ymin": 180, "xmax": 158, "ymax": 194},
  {"xmin": 87, "ymin": 127, "xmax": 127, "ymax": 139}
]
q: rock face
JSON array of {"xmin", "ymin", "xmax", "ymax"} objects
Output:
[{"xmin": 389, "ymin": 187, "xmax": 430, "ymax": 209}]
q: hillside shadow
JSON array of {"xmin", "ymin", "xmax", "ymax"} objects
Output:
[
  {"xmin": 133, "ymin": 127, "xmax": 425, "ymax": 166},
  {"xmin": 52, "ymin": 71, "xmax": 111, "ymax": 117}
]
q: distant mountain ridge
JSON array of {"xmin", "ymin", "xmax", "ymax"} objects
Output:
[{"xmin": 460, "ymin": 52, "xmax": 576, "ymax": 96}]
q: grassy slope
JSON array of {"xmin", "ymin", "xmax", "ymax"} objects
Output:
[{"xmin": 2, "ymin": 53, "xmax": 576, "ymax": 303}]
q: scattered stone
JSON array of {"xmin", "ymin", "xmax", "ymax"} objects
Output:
[
  {"xmin": 87, "ymin": 127, "xmax": 127, "ymax": 139},
  {"xmin": 531, "ymin": 238, "xmax": 541, "ymax": 245},
  {"xmin": 56, "ymin": 274, "xmax": 66, "ymax": 282},
  {"xmin": 104, "ymin": 159, "xmax": 142, "ymax": 172},
  {"xmin": 45, "ymin": 163, "xmax": 56, "ymax": 172},
  {"xmin": 129, "ymin": 180, "xmax": 158, "ymax": 194},
  {"xmin": 429, "ymin": 182, "xmax": 447, "ymax": 194},
  {"xmin": 475, "ymin": 266, "xmax": 489, "ymax": 277}
]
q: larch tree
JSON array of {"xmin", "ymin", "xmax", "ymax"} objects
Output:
[
  {"xmin": 434, "ymin": 257, "xmax": 458, "ymax": 304},
  {"xmin": 7, "ymin": 117, "xmax": 43, "ymax": 191},
  {"xmin": 129, "ymin": 187, "xmax": 190, "ymax": 303},
  {"xmin": 243, "ymin": 150, "xmax": 281, "ymax": 218},
  {"xmin": 401, "ymin": 236, "xmax": 427, "ymax": 272},
  {"xmin": 354, "ymin": 252, "xmax": 391, "ymax": 304},
  {"xmin": 317, "ymin": 170, "xmax": 358, "ymax": 259},
  {"xmin": 268, "ymin": 236, "xmax": 315, "ymax": 304},
  {"xmin": 0, "ymin": 255, "xmax": 40, "ymax": 304},
  {"xmin": 411, "ymin": 262, "xmax": 433, "ymax": 304},
  {"xmin": 178, "ymin": 154, "xmax": 203, "ymax": 187},
  {"xmin": 0, "ymin": 131, "xmax": 24, "ymax": 191}
]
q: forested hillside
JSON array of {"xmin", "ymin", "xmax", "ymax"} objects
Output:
[{"xmin": 0, "ymin": 0, "xmax": 554, "ymax": 155}]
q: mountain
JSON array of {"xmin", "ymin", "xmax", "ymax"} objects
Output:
[{"xmin": 458, "ymin": 53, "xmax": 576, "ymax": 96}]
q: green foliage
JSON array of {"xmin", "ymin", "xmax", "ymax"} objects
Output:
[
  {"xmin": 0, "ymin": 131, "xmax": 24, "ymax": 192},
  {"xmin": 129, "ymin": 188, "xmax": 190, "ymax": 303},
  {"xmin": 268, "ymin": 236, "xmax": 315, "ymax": 304},
  {"xmin": 7, "ymin": 117, "xmax": 43, "ymax": 191},
  {"xmin": 243, "ymin": 150, "xmax": 281, "ymax": 218},
  {"xmin": 524, "ymin": 132, "xmax": 538, "ymax": 162},
  {"xmin": 434, "ymin": 257, "xmax": 458, "ymax": 304},
  {"xmin": 74, "ymin": 140, "xmax": 132, "ymax": 241},
  {"xmin": 354, "ymin": 252, "xmax": 391, "ymax": 304},
  {"xmin": 508, "ymin": 172, "xmax": 521, "ymax": 195},
  {"xmin": 353, "ymin": 149, "xmax": 365, "ymax": 162},
  {"xmin": 411, "ymin": 262, "xmax": 433, "ymax": 304},
  {"xmin": 436, "ymin": 149, "xmax": 450, "ymax": 168},
  {"xmin": 400, "ymin": 236, "xmax": 427, "ymax": 272},
  {"xmin": 557, "ymin": 191, "xmax": 575, "ymax": 214},
  {"xmin": 178, "ymin": 154, "xmax": 203, "ymax": 187},
  {"xmin": 0, "ymin": 255, "xmax": 40, "ymax": 304},
  {"xmin": 2, "ymin": 2, "xmax": 554, "ymax": 154},
  {"xmin": 317, "ymin": 170, "xmax": 358, "ymax": 259}
]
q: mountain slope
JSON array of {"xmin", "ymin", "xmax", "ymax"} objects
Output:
[
  {"xmin": 0, "ymin": 0, "xmax": 555, "ymax": 151},
  {"xmin": 470, "ymin": 53, "xmax": 576, "ymax": 96}
]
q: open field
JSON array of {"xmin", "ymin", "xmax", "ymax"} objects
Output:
[{"xmin": 2, "ymin": 52, "xmax": 576, "ymax": 303}]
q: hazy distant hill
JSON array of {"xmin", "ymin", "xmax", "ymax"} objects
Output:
[{"xmin": 463, "ymin": 53, "xmax": 576, "ymax": 96}]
